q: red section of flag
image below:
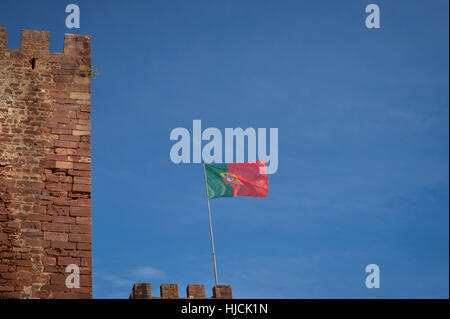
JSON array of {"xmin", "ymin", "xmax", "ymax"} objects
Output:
[{"xmin": 227, "ymin": 161, "xmax": 269, "ymax": 197}]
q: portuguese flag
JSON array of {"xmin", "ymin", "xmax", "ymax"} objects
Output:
[{"xmin": 205, "ymin": 161, "xmax": 269, "ymax": 200}]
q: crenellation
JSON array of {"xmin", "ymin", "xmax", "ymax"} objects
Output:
[
  {"xmin": 20, "ymin": 30, "xmax": 50, "ymax": 54},
  {"xmin": 129, "ymin": 283, "xmax": 232, "ymax": 299},
  {"xmin": 161, "ymin": 283, "xmax": 179, "ymax": 299},
  {"xmin": 63, "ymin": 34, "xmax": 91, "ymax": 65},
  {"xmin": 187, "ymin": 284, "xmax": 206, "ymax": 298},
  {"xmin": 212, "ymin": 285, "xmax": 232, "ymax": 299}
]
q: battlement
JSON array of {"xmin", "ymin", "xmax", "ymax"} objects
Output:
[
  {"xmin": 129, "ymin": 283, "xmax": 233, "ymax": 299},
  {"xmin": 20, "ymin": 29, "xmax": 50, "ymax": 53},
  {"xmin": 0, "ymin": 27, "xmax": 91, "ymax": 64}
]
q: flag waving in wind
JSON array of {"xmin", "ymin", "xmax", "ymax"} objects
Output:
[
  {"xmin": 204, "ymin": 160, "xmax": 269, "ymax": 199},
  {"xmin": 201, "ymin": 160, "xmax": 269, "ymax": 284}
]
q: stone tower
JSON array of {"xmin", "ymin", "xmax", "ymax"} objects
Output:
[{"xmin": 0, "ymin": 28, "xmax": 92, "ymax": 298}]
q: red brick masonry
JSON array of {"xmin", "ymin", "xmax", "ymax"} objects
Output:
[
  {"xmin": 0, "ymin": 28, "xmax": 92, "ymax": 298},
  {"xmin": 130, "ymin": 283, "xmax": 232, "ymax": 299}
]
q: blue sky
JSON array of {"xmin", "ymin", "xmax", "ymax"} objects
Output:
[{"xmin": 1, "ymin": 0, "xmax": 448, "ymax": 298}]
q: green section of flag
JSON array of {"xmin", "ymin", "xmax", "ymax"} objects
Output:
[{"xmin": 205, "ymin": 164, "xmax": 233, "ymax": 199}]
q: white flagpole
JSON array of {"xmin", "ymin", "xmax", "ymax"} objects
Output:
[{"xmin": 202, "ymin": 161, "xmax": 219, "ymax": 286}]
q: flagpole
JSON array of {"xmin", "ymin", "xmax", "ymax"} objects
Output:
[{"xmin": 202, "ymin": 161, "xmax": 219, "ymax": 286}]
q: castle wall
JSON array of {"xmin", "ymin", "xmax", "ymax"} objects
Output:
[
  {"xmin": 0, "ymin": 28, "xmax": 92, "ymax": 298},
  {"xmin": 130, "ymin": 283, "xmax": 233, "ymax": 299}
]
